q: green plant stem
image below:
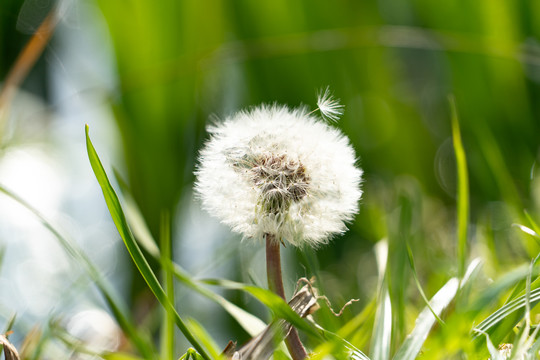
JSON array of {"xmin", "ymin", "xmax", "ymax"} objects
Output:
[{"xmin": 266, "ymin": 233, "xmax": 308, "ymax": 360}]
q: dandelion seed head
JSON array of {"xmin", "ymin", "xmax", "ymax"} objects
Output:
[
  {"xmin": 195, "ymin": 104, "xmax": 362, "ymax": 248},
  {"xmin": 317, "ymin": 87, "xmax": 344, "ymax": 122}
]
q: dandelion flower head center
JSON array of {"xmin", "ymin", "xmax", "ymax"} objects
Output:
[{"xmin": 228, "ymin": 137, "xmax": 310, "ymax": 215}]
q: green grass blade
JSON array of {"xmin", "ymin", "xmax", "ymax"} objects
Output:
[
  {"xmin": 201, "ymin": 278, "xmax": 321, "ymax": 339},
  {"xmin": 525, "ymin": 210, "xmax": 540, "ymax": 240},
  {"xmin": 0, "ymin": 184, "xmax": 156, "ymax": 359},
  {"xmin": 111, "ymin": 186, "xmax": 268, "ymax": 338},
  {"xmin": 178, "ymin": 348, "xmax": 205, "ymax": 360},
  {"xmin": 473, "ymin": 288, "xmax": 540, "ymax": 337},
  {"xmin": 370, "ymin": 289, "xmax": 391, "ymax": 360},
  {"xmin": 527, "ymin": 332, "xmax": 540, "ymax": 356},
  {"xmin": 160, "ymin": 212, "xmax": 175, "ymax": 360},
  {"xmin": 310, "ymin": 298, "xmax": 376, "ymax": 359},
  {"xmin": 406, "ymin": 243, "xmax": 444, "ymax": 326},
  {"xmin": 470, "ymin": 263, "xmax": 540, "ymax": 311},
  {"xmin": 450, "ymin": 96, "xmax": 469, "ymax": 279},
  {"xmin": 104, "ymin": 188, "xmax": 268, "ymax": 338},
  {"xmin": 185, "ymin": 319, "xmax": 224, "ymax": 359},
  {"xmin": 85, "ymin": 124, "xmax": 210, "ymax": 360},
  {"xmin": 514, "ymin": 223, "xmax": 540, "ymax": 243},
  {"xmin": 112, "ymin": 168, "xmax": 161, "ymax": 258},
  {"xmin": 393, "ymin": 258, "xmax": 482, "ymax": 360},
  {"xmin": 474, "ymin": 330, "xmax": 503, "ymax": 360},
  {"xmin": 172, "ymin": 264, "xmax": 267, "ymax": 337},
  {"xmin": 309, "ymin": 323, "xmax": 371, "ymax": 360},
  {"xmin": 371, "ymin": 239, "xmax": 392, "ymax": 360}
]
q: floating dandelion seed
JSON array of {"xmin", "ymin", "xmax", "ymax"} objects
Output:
[
  {"xmin": 316, "ymin": 87, "xmax": 345, "ymax": 122},
  {"xmin": 195, "ymin": 99, "xmax": 362, "ymax": 248}
]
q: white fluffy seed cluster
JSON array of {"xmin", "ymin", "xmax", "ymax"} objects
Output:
[{"xmin": 195, "ymin": 104, "xmax": 362, "ymax": 248}]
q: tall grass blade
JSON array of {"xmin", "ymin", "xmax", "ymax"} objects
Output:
[
  {"xmin": 106, "ymin": 187, "xmax": 268, "ymax": 338},
  {"xmin": 160, "ymin": 212, "xmax": 175, "ymax": 360},
  {"xmin": 450, "ymin": 96, "xmax": 469, "ymax": 279},
  {"xmin": 0, "ymin": 184, "xmax": 155, "ymax": 359},
  {"xmin": 510, "ymin": 261, "xmax": 537, "ymax": 360},
  {"xmin": 370, "ymin": 291, "xmax": 391, "ymax": 360},
  {"xmin": 112, "ymin": 169, "xmax": 161, "ymax": 258},
  {"xmin": 110, "ymin": 185, "xmax": 268, "ymax": 337},
  {"xmin": 85, "ymin": 125, "xmax": 210, "ymax": 360},
  {"xmin": 371, "ymin": 240, "xmax": 392, "ymax": 360},
  {"xmin": 393, "ymin": 258, "xmax": 482, "ymax": 360}
]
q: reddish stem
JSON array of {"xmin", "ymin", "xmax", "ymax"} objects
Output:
[{"xmin": 266, "ymin": 233, "xmax": 307, "ymax": 360}]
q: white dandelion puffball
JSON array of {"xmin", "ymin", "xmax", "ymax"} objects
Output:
[{"xmin": 195, "ymin": 104, "xmax": 362, "ymax": 248}]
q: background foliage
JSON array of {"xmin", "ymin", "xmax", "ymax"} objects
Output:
[{"xmin": 1, "ymin": 0, "xmax": 540, "ymax": 358}]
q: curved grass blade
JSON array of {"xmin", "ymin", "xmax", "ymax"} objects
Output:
[
  {"xmin": 393, "ymin": 258, "xmax": 482, "ymax": 360},
  {"xmin": 172, "ymin": 265, "xmax": 266, "ymax": 337},
  {"xmin": 525, "ymin": 210, "xmax": 540, "ymax": 237},
  {"xmin": 309, "ymin": 321, "xmax": 371, "ymax": 360},
  {"xmin": 201, "ymin": 278, "xmax": 321, "ymax": 339},
  {"xmin": 115, "ymin": 188, "xmax": 268, "ymax": 338},
  {"xmin": 112, "ymin": 168, "xmax": 161, "ymax": 258},
  {"xmin": 108, "ymin": 187, "xmax": 268, "ymax": 338},
  {"xmin": 473, "ymin": 288, "xmax": 540, "ymax": 337},
  {"xmin": 85, "ymin": 124, "xmax": 210, "ymax": 360},
  {"xmin": 470, "ymin": 263, "xmax": 540, "ymax": 313},
  {"xmin": 110, "ymin": 167, "xmax": 268, "ymax": 338},
  {"xmin": 406, "ymin": 242, "xmax": 444, "ymax": 326},
  {"xmin": 309, "ymin": 298, "xmax": 376, "ymax": 360},
  {"xmin": 0, "ymin": 184, "xmax": 155, "ymax": 359}
]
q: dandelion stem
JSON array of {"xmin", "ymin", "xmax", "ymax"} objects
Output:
[{"xmin": 266, "ymin": 233, "xmax": 308, "ymax": 360}]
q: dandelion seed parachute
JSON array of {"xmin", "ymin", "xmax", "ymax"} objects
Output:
[
  {"xmin": 316, "ymin": 87, "xmax": 344, "ymax": 122},
  {"xmin": 195, "ymin": 103, "xmax": 362, "ymax": 248}
]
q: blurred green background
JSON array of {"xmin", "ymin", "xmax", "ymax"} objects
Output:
[{"xmin": 2, "ymin": 0, "xmax": 540, "ymax": 356}]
